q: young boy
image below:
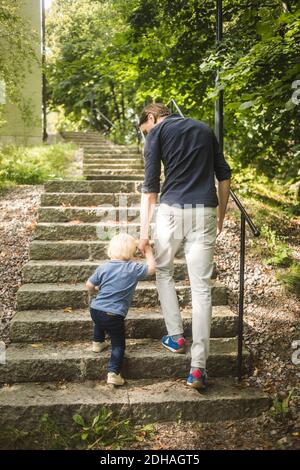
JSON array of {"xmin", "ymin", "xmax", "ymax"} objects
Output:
[{"xmin": 85, "ymin": 232, "xmax": 156, "ymax": 386}]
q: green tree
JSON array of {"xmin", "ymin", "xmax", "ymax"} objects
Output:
[
  {"xmin": 46, "ymin": 0, "xmax": 138, "ymax": 135},
  {"xmin": 47, "ymin": 0, "xmax": 300, "ymax": 178},
  {"xmin": 0, "ymin": 0, "xmax": 38, "ymax": 126}
]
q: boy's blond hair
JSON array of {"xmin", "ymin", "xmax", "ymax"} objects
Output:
[{"xmin": 107, "ymin": 233, "xmax": 137, "ymax": 260}]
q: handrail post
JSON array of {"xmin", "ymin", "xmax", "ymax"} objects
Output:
[{"xmin": 237, "ymin": 213, "xmax": 246, "ymax": 381}]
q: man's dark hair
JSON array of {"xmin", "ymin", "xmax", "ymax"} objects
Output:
[{"xmin": 139, "ymin": 103, "xmax": 171, "ymax": 126}]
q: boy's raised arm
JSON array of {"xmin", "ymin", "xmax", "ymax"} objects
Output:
[{"xmin": 85, "ymin": 280, "xmax": 99, "ymax": 294}]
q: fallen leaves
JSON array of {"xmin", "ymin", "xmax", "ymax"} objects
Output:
[{"xmin": 63, "ymin": 307, "xmax": 73, "ymax": 313}]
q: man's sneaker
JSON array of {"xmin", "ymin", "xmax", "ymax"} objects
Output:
[
  {"xmin": 162, "ymin": 335, "xmax": 186, "ymax": 354},
  {"xmin": 186, "ymin": 368, "xmax": 207, "ymax": 390},
  {"xmin": 107, "ymin": 372, "xmax": 125, "ymax": 386},
  {"xmin": 92, "ymin": 341, "xmax": 109, "ymax": 353}
]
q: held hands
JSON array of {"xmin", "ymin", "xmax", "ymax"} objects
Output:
[{"xmin": 138, "ymin": 238, "xmax": 150, "ymax": 255}]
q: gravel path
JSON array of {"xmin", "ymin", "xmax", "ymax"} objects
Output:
[
  {"xmin": 0, "ymin": 186, "xmax": 299, "ymax": 450},
  {"xmin": 0, "ymin": 185, "xmax": 43, "ymax": 344}
]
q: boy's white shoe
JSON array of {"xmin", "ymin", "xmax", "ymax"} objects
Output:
[
  {"xmin": 107, "ymin": 372, "xmax": 125, "ymax": 386},
  {"xmin": 92, "ymin": 341, "xmax": 109, "ymax": 353}
]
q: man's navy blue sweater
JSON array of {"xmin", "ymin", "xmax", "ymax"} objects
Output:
[{"xmin": 142, "ymin": 114, "xmax": 232, "ymax": 207}]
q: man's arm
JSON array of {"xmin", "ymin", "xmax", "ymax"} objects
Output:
[
  {"xmin": 212, "ymin": 131, "xmax": 232, "ymax": 236},
  {"xmin": 217, "ymin": 179, "xmax": 231, "ymax": 236},
  {"xmin": 139, "ymin": 192, "xmax": 158, "ymax": 253},
  {"xmin": 138, "ymin": 129, "xmax": 161, "ymax": 253}
]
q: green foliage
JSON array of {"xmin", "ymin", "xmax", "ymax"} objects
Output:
[
  {"xmin": 272, "ymin": 388, "xmax": 295, "ymax": 418},
  {"xmin": 47, "ymin": 0, "xmax": 300, "ymax": 178},
  {"xmin": 277, "ymin": 262, "xmax": 300, "ymax": 297},
  {"xmin": 260, "ymin": 224, "xmax": 293, "ymax": 267},
  {"xmin": 73, "ymin": 409, "xmax": 155, "ymax": 450},
  {"xmin": 0, "ymin": 0, "xmax": 38, "ymax": 126},
  {"xmin": 0, "ymin": 142, "xmax": 76, "ymax": 190},
  {"xmin": 0, "ymin": 410, "xmax": 156, "ymax": 450},
  {"xmin": 46, "ymin": 0, "xmax": 137, "ymax": 137}
]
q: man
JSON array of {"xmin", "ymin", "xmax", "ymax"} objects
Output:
[{"xmin": 138, "ymin": 103, "xmax": 231, "ymax": 389}]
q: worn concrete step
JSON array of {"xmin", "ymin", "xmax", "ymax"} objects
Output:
[
  {"xmin": 29, "ymin": 240, "xmax": 183, "ymax": 260},
  {"xmin": 83, "ymin": 171, "xmax": 144, "ymax": 179},
  {"xmin": 84, "ymin": 156, "xmax": 142, "ymax": 162},
  {"xmin": 33, "ymin": 222, "xmax": 154, "ymax": 241},
  {"xmin": 62, "ymin": 139, "xmax": 106, "ymax": 144},
  {"xmin": 83, "ymin": 158, "xmax": 142, "ymax": 164},
  {"xmin": 84, "ymin": 151, "xmax": 141, "ymax": 156},
  {"xmin": 16, "ymin": 281, "xmax": 227, "ymax": 310},
  {"xmin": 83, "ymin": 163, "xmax": 144, "ymax": 169},
  {"xmin": 40, "ymin": 192, "xmax": 142, "ymax": 207},
  {"xmin": 44, "ymin": 180, "xmax": 141, "ymax": 193},
  {"xmin": 0, "ymin": 379, "xmax": 271, "ymax": 436},
  {"xmin": 84, "ymin": 147, "xmax": 141, "ymax": 155},
  {"xmin": 85, "ymin": 174, "xmax": 144, "ymax": 181},
  {"xmin": 63, "ymin": 136, "xmax": 105, "ymax": 140},
  {"xmin": 84, "ymin": 149, "xmax": 141, "ymax": 154},
  {"xmin": 10, "ymin": 306, "xmax": 237, "ymax": 343},
  {"xmin": 0, "ymin": 338, "xmax": 248, "ymax": 384},
  {"xmin": 38, "ymin": 206, "xmax": 142, "ymax": 223},
  {"xmin": 22, "ymin": 258, "xmax": 201, "ymax": 283},
  {"xmin": 61, "ymin": 131, "xmax": 104, "ymax": 136}
]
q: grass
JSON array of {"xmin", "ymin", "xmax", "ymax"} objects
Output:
[
  {"xmin": 0, "ymin": 409, "xmax": 156, "ymax": 450},
  {"xmin": 0, "ymin": 142, "xmax": 76, "ymax": 191},
  {"xmin": 230, "ymin": 164, "xmax": 299, "ymax": 297},
  {"xmin": 277, "ymin": 262, "xmax": 300, "ymax": 298}
]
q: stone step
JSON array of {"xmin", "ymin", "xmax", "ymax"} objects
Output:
[
  {"xmin": 0, "ymin": 338, "xmax": 248, "ymax": 384},
  {"xmin": 85, "ymin": 174, "xmax": 144, "ymax": 181},
  {"xmin": 10, "ymin": 306, "xmax": 237, "ymax": 343},
  {"xmin": 33, "ymin": 222, "xmax": 156, "ymax": 241},
  {"xmin": 62, "ymin": 138, "xmax": 106, "ymax": 144},
  {"xmin": 29, "ymin": 240, "xmax": 183, "ymax": 260},
  {"xmin": 63, "ymin": 136, "xmax": 105, "ymax": 140},
  {"xmin": 32, "ymin": 222, "xmax": 154, "ymax": 240},
  {"xmin": 84, "ymin": 150, "xmax": 141, "ymax": 156},
  {"xmin": 83, "ymin": 168, "xmax": 144, "ymax": 176},
  {"xmin": 84, "ymin": 147, "xmax": 140, "ymax": 152},
  {"xmin": 61, "ymin": 131, "xmax": 104, "ymax": 136},
  {"xmin": 44, "ymin": 180, "xmax": 141, "ymax": 193},
  {"xmin": 83, "ymin": 163, "xmax": 144, "ymax": 169},
  {"xmin": 83, "ymin": 145, "xmax": 140, "ymax": 150},
  {"xmin": 38, "ymin": 206, "xmax": 142, "ymax": 223},
  {"xmin": 40, "ymin": 192, "xmax": 142, "ymax": 207},
  {"xmin": 83, "ymin": 158, "xmax": 142, "ymax": 164},
  {"xmin": 62, "ymin": 133, "xmax": 104, "ymax": 137},
  {"xmin": 22, "ymin": 258, "xmax": 203, "ymax": 283},
  {"xmin": 0, "ymin": 379, "xmax": 270, "ymax": 433},
  {"xmin": 84, "ymin": 156, "xmax": 142, "ymax": 161},
  {"xmin": 83, "ymin": 171, "xmax": 144, "ymax": 179},
  {"xmin": 16, "ymin": 281, "xmax": 227, "ymax": 310}
]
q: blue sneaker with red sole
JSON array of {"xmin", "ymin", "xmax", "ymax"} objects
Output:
[
  {"xmin": 161, "ymin": 335, "xmax": 186, "ymax": 353},
  {"xmin": 186, "ymin": 368, "xmax": 207, "ymax": 390}
]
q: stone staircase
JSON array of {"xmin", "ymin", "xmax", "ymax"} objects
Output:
[{"xmin": 0, "ymin": 131, "xmax": 270, "ymax": 433}]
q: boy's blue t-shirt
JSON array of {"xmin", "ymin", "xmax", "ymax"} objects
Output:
[{"xmin": 88, "ymin": 260, "xmax": 149, "ymax": 317}]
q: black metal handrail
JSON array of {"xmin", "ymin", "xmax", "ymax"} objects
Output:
[{"xmin": 140, "ymin": 98, "xmax": 260, "ymax": 381}]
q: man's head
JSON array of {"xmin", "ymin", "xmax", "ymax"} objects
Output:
[{"xmin": 139, "ymin": 103, "xmax": 170, "ymax": 136}]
